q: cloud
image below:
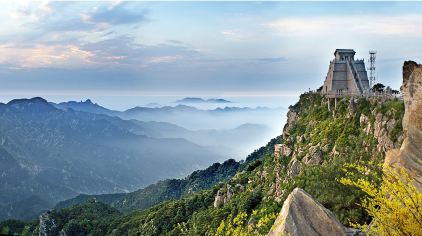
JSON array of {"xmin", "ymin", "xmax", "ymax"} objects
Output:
[
  {"xmin": 265, "ymin": 14, "xmax": 422, "ymax": 37},
  {"xmin": 148, "ymin": 56, "xmax": 180, "ymax": 64},
  {"xmin": 0, "ymin": 35, "xmax": 201, "ymax": 69},
  {"xmin": 221, "ymin": 29, "xmax": 245, "ymax": 40},
  {"xmin": 266, "ymin": 19, "xmax": 326, "ymax": 35},
  {"xmin": 42, "ymin": 18, "xmax": 95, "ymax": 32},
  {"xmin": 14, "ymin": 1, "xmax": 148, "ymax": 34},
  {"xmin": 80, "ymin": 36, "xmax": 200, "ymax": 67},
  {"xmin": 255, "ymin": 57, "xmax": 287, "ymax": 63},
  {"xmin": 0, "ymin": 44, "xmax": 94, "ymax": 68},
  {"xmin": 166, "ymin": 40, "xmax": 186, "ymax": 45},
  {"xmin": 86, "ymin": 3, "xmax": 148, "ymax": 26},
  {"xmin": 8, "ymin": 1, "xmax": 53, "ymax": 23}
]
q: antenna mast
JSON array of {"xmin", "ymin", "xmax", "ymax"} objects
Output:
[{"xmin": 368, "ymin": 50, "xmax": 377, "ymax": 92}]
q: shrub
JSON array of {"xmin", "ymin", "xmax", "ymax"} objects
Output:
[{"xmin": 340, "ymin": 165, "xmax": 422, "ymax": 236}]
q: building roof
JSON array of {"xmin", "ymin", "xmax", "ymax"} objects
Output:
[{"xmin": 334, "ymin": 49, "xmax": 356, "ymax": 55}]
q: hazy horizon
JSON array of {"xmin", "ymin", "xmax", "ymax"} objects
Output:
[{"xmin": 0, "ymin": 94, "xmax": 297, "ymax": 111}]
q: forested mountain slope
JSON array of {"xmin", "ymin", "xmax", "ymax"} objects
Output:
[
  {"xmin": 0, "ymin": 98, "xmax": 224, "ymax": 221},
  {"xmin": 55, "ymin": 159, "xmax": 241, "ymax": 212},
  {"xmin": 1, "ymin": 93, "xmax": 404, "ymax": 235}
]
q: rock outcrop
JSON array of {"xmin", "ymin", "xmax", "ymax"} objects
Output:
[
  {"xmin": 268, "ymin": 188, "xmax": 354, "ymax": 236},
  {"xmin": 303, "ymin": 145, "xmax": 323, "ymax": 165},
  {"xmin": 283, "ymin": 110, "xmax": 298, "ymax": 138},
  {"xmin": 385, "ymin": 61, "xmax": 422, "ymax": 191},
  {"xmin": 287, "ymin": 158, "xmax": 302, "ymax": 178},
  {"xmin": 274, "ymin": 144, "xmax": 292, "ymax": 157},
  {"xmin": 359, "ymin": 111, "xmax": 403, "ymax": 153},
  {"xmin": 213, "ymin": 184, "xmax": 244, "ymax": 207},
  {"xmin": 373, "ymin": 112, "xmax": 400, "ymax": 152},
  {"xmin": 279, "ymin": 95, "xmax": 402, "ymax": 182}
]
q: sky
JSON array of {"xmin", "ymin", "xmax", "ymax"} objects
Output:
[{"xmin": 1, "ymin": 1, "xmax": 422, "ymax": 110}]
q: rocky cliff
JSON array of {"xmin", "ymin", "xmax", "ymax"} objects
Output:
[
  {"xmin": 386, "ymin": 61, "xmax": 422, "ymax": 190},
  {"xmin": 278, "ymin": 95, "xmax": 403, "ymax": 183},
  {"xmin": 269, "ymin": 61, "xmax": 421, "ymax": 236}
]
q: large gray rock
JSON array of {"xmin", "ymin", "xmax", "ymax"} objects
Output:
[{"xmin": 268, "ymin": 188, "xmax": 349, "ymax": 236}]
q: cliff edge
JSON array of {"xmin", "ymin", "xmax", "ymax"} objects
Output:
[{"xmin": 385, "ymin": 61, "xmax": 422, "ymax": 190}]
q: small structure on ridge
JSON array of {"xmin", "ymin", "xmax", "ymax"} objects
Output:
[{"xmin": 321, "ymin": 49, "xmax": 370, "ymax": 98}]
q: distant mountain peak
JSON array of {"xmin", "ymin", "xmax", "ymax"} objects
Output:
[
  {"xmin": 54, "ymin": 99, "xmax": 113, "ymax": 115},
  {"xmin": 174, "ymin": 104, "xmax": 197, "ymax": 109},
  {"xmin": 64, "ymin": 99, "xmax": 95, "ymax": 106},
  {"xmin": 176, "ymin": 97, "xmax": 232, "ymax": 104},
  {"xmin": 6, "ymin": 97, "xmax": 55, "ymax": 112},
  {"xmin": 144, "ymin": 102, "xmax": 161, "ymax": 108},
  {"xmin": 7, "ymin": 97, "xmax": 48, "ymax": 105}
]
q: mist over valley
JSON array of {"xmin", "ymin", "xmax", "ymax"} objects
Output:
[{"xmin": 0, "ymin": 96, "xmax": 283, "ymax": 220}]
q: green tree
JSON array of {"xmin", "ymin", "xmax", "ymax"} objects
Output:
[{"xmin": 372, "ymin": 83, "xmax": 386, "ymax": 93}]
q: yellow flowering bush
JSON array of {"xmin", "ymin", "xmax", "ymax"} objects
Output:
[
  {"xmin": 340, "ymin": 164, "xmax": 422, "ymax": 236},
  {"xmin": 214, "ymin": 208, "xmax": 277, "ymax": 236}
]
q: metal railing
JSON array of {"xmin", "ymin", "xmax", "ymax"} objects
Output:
[{"xmin": 320, "ymin": 90, "xmax": 402, "ymax": 99}]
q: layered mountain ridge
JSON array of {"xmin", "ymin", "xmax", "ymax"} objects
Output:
[
  {"xmin": 0, "ymin": 97, "xmax": 278, "ymax": 222},
  {"xmin": 53, "ymin": 99, "xmax": 283, "ymax": 130},
  {"xmin": 0, "ymin": 98, "xmax": 226, "ymax": 221},
  {"xmin": 5, "ymin": 87, "xmax": 406, "ymax": 235}
]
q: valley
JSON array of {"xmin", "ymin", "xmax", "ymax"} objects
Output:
[{"xmin": 0, "ymin": 97, "xmax": 279, "ymax": 221}]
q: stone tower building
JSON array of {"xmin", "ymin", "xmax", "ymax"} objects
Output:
[{"xmin": 321, "ymin": 49, "xmax": 370, "ymax": 97}]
